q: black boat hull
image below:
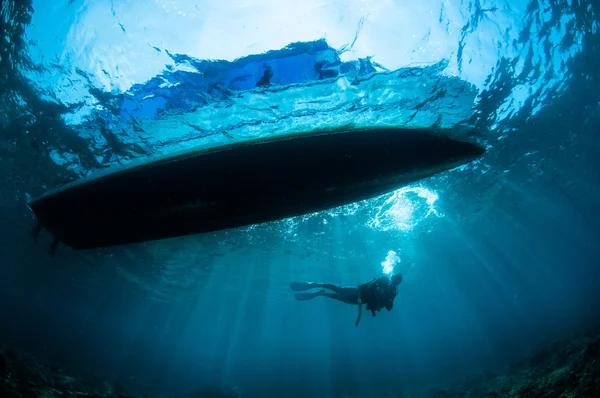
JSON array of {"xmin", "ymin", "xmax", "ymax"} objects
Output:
[{"xmin": 29, "ymin": 127, "xmax": 484, "ymax": 249}]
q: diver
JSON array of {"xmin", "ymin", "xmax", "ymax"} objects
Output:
[{"xmin": 290, "ymin": 272, "xmax": 403, "ymax": 326}]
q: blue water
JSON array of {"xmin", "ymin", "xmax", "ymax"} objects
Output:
[{"xmin": 1, "ymin": 1, "xmax": 599, "ymax": 397}]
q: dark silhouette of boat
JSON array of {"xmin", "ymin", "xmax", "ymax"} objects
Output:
[{"xmin": 29, "ymin": 126, "xmax": 485, "ymax": 250}]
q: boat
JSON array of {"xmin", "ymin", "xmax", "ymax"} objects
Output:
[{"xmin": 29, "ymin": 126, "xmax": 485, "ymax": 250}]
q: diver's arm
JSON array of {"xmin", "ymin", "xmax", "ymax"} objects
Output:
[
  {"xmin": 355, "ymin": 291, "xmax": 363, "ymax": 326},
  {"xmin": 355, "ymin": 302, "xmax": 363, "ymax": 326},
  {"xmin": 385, "ymin": 300, "xmax": 394, "ymax": 311}
]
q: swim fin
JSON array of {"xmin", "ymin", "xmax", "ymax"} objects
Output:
[
  {"xmin": 295, "ymin": 290, "xmax": 327, "ymax": 301},
  {"xmin": 289, "ymin": 282, "xmax": 320, "ymax": 291}
]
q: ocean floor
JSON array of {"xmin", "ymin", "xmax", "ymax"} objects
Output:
[
  {"xmin": 1, "ymin": 326, "xmax": 598, "ymax": 398},
  {"xmin": 420, "ymin": 327, "xmax": 600, "ymax": 398}
]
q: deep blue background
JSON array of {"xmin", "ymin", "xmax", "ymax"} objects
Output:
[{"xmin": 1, "ymin": 1, "xmax": 600, "ymax": 397}]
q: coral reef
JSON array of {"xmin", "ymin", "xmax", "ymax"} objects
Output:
[
  {"xmin": 1, "ymin": 328, "xmax": 598, "ymax": 397},
  {"xmin": 0, "ymin": 343, "xmax": 242, "ymax": 398},
  {"xmin": 424, "ymin": 327, "xmax": 600, "ymax": 398},
  {"xmin": 0, "ymin": 345, "xmax": 114, "ymax": 398}
]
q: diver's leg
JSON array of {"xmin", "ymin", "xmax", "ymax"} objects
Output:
[
  {"xmin": 295, "ymin": 291, "xmax": 348, "ymax": 303},
  {"xmin": 290, "ymin": 282, "xmax": 320, "ymax": 291},
  {"xmin": 290, "ymin": 282, "xmax": 354, "ymax": 295},
  {"xmin": 314, "ymin": 284, "xmax": 352, "ymax": 295},
  {"xmin": 295, "ymin": 290, "xmax": 328, "ymax": 301},
  {"xmin": 295, "ymin": 289, "xmax": 358, "ymax": 305},
  {"xmin": 308, "ymin": 285, "xmax": 359, "ymax": 305},
  {"xmin": 321, "ymin": 291, "xmax": 359, "ymax": 305}
]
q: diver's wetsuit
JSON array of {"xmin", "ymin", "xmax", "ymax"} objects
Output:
[
  {"xmin": 358, "ymin": 276, "xmax": 398, "ymax": 316},
  {"xmin": 310, "ymin": 284, "xmax": 361, "ymax": 305},
  {"xmin": 290, "ymin": 274, "xmax": 401, "ymax": 318}
]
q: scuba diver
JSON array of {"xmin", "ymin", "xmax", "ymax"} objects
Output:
[{"xmin": 289, "ymin": 272, "xmax": 403, "ymax": 326}]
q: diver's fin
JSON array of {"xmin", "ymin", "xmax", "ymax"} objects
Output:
[{"xmin": 295, "ymin": 290, "xmax": 327, "ymax": 301}]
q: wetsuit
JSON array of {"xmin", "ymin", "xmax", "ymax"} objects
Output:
[
  {"xmin": 358, "ymin": 276, "xmax": 398, "ymax": 316},
  {"xmin": 290, "ymin": 275, "xmax": 400, "ymax": 317}
]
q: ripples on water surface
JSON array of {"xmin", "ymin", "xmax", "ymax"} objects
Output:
[{"xmin": 0, "ymin": 1, "xmax": 599, "ymax": 397}]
